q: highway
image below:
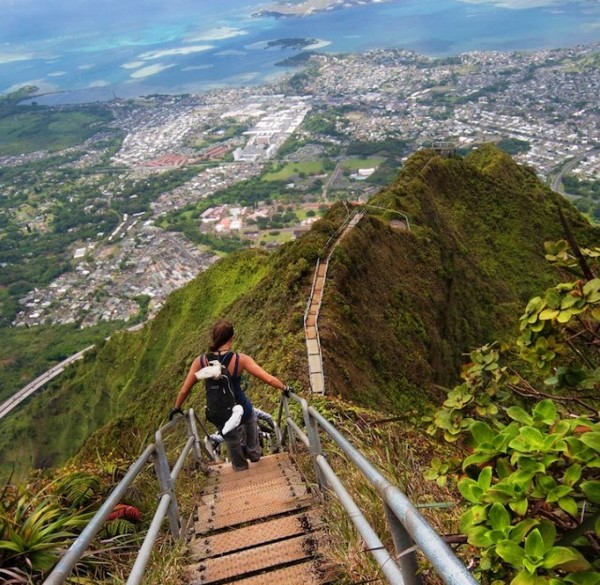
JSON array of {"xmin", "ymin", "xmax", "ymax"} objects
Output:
[
  {"xmin": 0, "ymin": 345, "xmax": 95, "ymax": 421},
  {"xmin": 549, "ymin": 149, "xmax": 599, "ymax": 196}
]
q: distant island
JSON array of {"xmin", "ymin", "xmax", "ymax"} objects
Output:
[
  {"xmin": 267, "ymin": 38, "xmax": 319, "ymax": 50},
  {"xmin": 253, "ymin": 0, "xmax": 388, "ymax": 18}
]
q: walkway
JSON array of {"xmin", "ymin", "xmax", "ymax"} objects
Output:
[
  {"xmin": 185, "ymin": 453, "xmax": 324, "ymax": 585},
  {"xmin": 304, "ymin": 210, "xmax": 364, "ymax": 395}
]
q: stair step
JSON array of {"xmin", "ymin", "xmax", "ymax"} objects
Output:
[
  {"xmin": 219, "ymin": 561, "xmax": 320, "ymax": 585},
  {"xmin": 195, "ymin": 454, "xmax": 313, "ymax": 533},
  {"xmin": 191, "ymin": 509, "xmax": 322, "ymax": 560},
  {"xmin": 186, "ymin": 536, "xmax": 319, "ymax": 584}
]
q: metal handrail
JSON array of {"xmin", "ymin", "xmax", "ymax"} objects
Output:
[
  {"xmin": 43, "ymin": 408, "xmax": 207, "ymax": 585},
  {"xmin": 44, "ymin": 390, "xmax": 475, "ymax": 585},
  {"xmin": 279, "ymin": 392, "xmax": 478, "ymax": 585}
]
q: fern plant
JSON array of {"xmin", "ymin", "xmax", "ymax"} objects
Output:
[{"xmin": 55, "ymin": 471, "xmax": 102, "ymax": 508}]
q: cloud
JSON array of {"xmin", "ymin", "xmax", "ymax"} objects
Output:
[
  {"xmin": 130, "ymin": 63, "xmax": 174, "ymax": 79},
  {"xmin": 458, "ymin": 0, "xmax": 564, "ymax": 8},
  {"xmin": 47, "ymin": 71, "xmax": 67, "ymax": 77},
  {"xmin": 122, "ymin": 61, "xmax": 145, "ymax": 70},
  {"xmin": 185, "ymin": 27, "xmax": 248, "ymax": 42},
  {"xmin": 138, "ymin": 45, "xmax": 213, "ymax": 61}
]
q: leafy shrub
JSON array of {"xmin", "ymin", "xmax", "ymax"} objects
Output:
[{"xmin": 425, "ymin": 240, "xmax": 600, "ymax": 585}]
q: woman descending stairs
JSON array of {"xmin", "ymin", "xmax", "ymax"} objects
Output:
[{"xmin": 185, "ymin": 453, "xmax": 325, "ymax": 585}]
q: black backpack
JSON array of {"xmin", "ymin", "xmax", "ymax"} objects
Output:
[{"xmin": 201, "ymin": 352, "xmax": 239, "ymax": 431}]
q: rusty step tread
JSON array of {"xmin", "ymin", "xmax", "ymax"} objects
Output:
[
  {"xmin": 196, "ymin": 488, "xmax": 313, "ymax": 533},
  {"xmin": 202, "ymin": 464, "xmax": 304, "ymax": 496},
  {"xmin": 191, "ymin": 509, "xmax": 323, "ymax": 560},
  {"xmin": 186, "ymin": 534, "xmax": 319, "ymax": 585},
  {"xmin": 218, "ymin": 561, "xmax": 321, "ymax": 585},
  {"xmin": 208, "ymin": 453, "xmax": 293, "ymax": 479},
  {"xmin": 200, "ymin": 473, "xmax": 307, "ymax": 508}
]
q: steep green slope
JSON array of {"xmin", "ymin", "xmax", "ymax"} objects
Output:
[
  {"xmin": 1, "ymin": 144, "xmax": 596, "ymax": 481},
  {"xmin": 318, "ymin": 145, "xmax": 596, "ymax": 410}
]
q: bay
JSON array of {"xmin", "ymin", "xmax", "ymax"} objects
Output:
[{"xmin": 0, "ymin": 0, "xmax": 598, "ymax": 103}]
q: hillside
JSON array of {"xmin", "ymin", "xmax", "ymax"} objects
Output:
[{"xmin": 1, "ymin": 144, "xmax": 597, "ymax": 481}]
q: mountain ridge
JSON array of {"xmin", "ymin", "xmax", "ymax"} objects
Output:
[{"xmin": 1, "ymin": 144, "xmax": 597, "ymax": 480}]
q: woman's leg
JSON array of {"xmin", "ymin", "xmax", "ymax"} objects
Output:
[
  {"xmin": 223, "ymin": 427, "xmax": 249, "ymax": 471},
  {"xmin": 243, "ymin": 410, "xmax": 261, "ymax": 463}
]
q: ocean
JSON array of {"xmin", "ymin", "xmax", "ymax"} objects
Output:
[{"xmin": 1, "ymin": 0, "xmax": 598, "ymax": 103}]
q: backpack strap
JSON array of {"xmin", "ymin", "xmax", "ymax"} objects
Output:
[
  {"xmin": 233, "ymin": 353, "xmax": 240, "ymax": 378},
  {"xmin": 217, "ymin": 352, "xmax": 239, "ymax": 379},
  {"xmin": 200, "ymin": 352, "xmax": 239, "ymax": 377}
]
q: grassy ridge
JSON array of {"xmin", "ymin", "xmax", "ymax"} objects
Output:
[
  {"xmin": 319, "ymin": 145, "xmax": 597, "ymax": 411},
  {"xmin": 0, "ymin": 246, "xmax": 308, "ymax": 479}
]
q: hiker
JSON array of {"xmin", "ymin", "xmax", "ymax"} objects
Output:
[
  {"xmin": 169, "ymin": 319, "xmax": 291, "ymax": 471},
  {"xmin": 205, "ymin": 407, "xmax": 277, "ymax": 459}
]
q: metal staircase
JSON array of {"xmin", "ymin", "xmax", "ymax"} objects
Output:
[
  {"xmin": 186, "ymin": 453, "xmax": 323, "ymax": 584},
  {"xmin": 304, "ymin": 208, "xmax": 365, "ymax": 395}
]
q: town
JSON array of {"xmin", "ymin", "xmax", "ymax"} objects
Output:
[{"xmin": 3, "ymin": 43, "xmax": 599, "ymax": 329}]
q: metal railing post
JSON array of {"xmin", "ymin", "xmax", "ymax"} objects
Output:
[
  {"xmin": 153, "ymin": 432, "xmax": 181, "ymax": 539},
  {"xmin": 384, "ymin": 502, "xmax": 421, "ymax": 585},
  {"xmin": 186, "ymin": 408, "xmax": 202, "ymax": 464},
  {"xmin": 300, "ymin": 397, "xmax": 327, "ymax": 490},
  {"xmin": 282, "ymin": 396, "xmax": 296, "ymax": 454}
]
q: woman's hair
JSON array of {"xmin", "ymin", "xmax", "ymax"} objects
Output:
[{"xmin": 209, "ymin": 319, "xmax": 234, "ymax": 352}]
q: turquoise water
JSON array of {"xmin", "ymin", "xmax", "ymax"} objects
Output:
[{"xmin": 1, "ymin": 0, "xmax": 598, "ymax": 101}]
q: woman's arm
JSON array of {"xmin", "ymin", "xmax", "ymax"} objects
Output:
[
  {"xmin": 239, "ymin": 353, "xmax": 286, "ymax": 391},
  {"xmin": 174, "ymin": 358, "xmax": 202, "ymax": 408}
]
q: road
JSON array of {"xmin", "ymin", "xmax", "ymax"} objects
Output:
[
  {"xmin": 0, "ymin": 345, "xmax": 95, "ymax": 421},
  {"xmin": 549, "ymin": 150, "xmax": 598, "ymax": 196}
]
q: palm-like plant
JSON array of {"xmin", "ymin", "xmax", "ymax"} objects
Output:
[{"xmin": 0, "ymin": 491, "xmax": 92, "ymax": 572}]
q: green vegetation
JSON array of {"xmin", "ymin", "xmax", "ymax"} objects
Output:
[
  {"xmin": 110, "ymin": 166, "xmax": 201, "ymax": 215},
  {"xmin": 193, "ymin": 119, "xmax": 245, "ymax": 148},
  {"xmin": 497, "ymin": 137, "xmax": 531, "ymax": 155},
  {"xmin": 3, "ymin": 145, "xmax": 599, "ymax": 583},
  {"xmin": 425, "ymin": 241, "xmax": 600, "ymax": 585},
  {"xmin": 0, "ymin": 426, "xmax": 202, "ymax": 584},
  {"xmin": 0, "ymin": 157, "xmax": 198, "ymax": 325},
  {"xmin": 267, "ymin": 37, "xmax": 317, "ymax": 49},
  {"xmin": 563, "ymin": 175, "xmax": 600, "ymax": 223},
  {"xmin": 0, "ymin": 321, "xmax": 123, "ymax": 402},
  {"xmin": 4, "ymin": 144, "xmax": 597, "ymax": 482},
  {"xmin": 263, "ymin": 161, "xmax": 325, "ymax": 181},
  {"xmin": 347, "ymin": 138, "xmax": 410, "ymax": 159},
  {"xmin": 0, "ymin": 106, "xmax": 114, "ymax": 156},
  {"xmin": 275, "ymin": 51, "xmax": 316, "ymax": 67},
  {"xmin": 459, "ymin": 137, "xmax": 531, "ymax": 157},
  {"xmin": 303, "ymin": 109, "xmax": 348, "ymax": 138},
  {"xmin": 160, "ymin": 175, "xmax": 291, "ymax": 239},
  {"xmin": 0, "ymin": 86, "xmax": 38, "ymax": 119},
  {"xmin": 341, "ymin": 157, "xmax": 383, "ymax": 170}
]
